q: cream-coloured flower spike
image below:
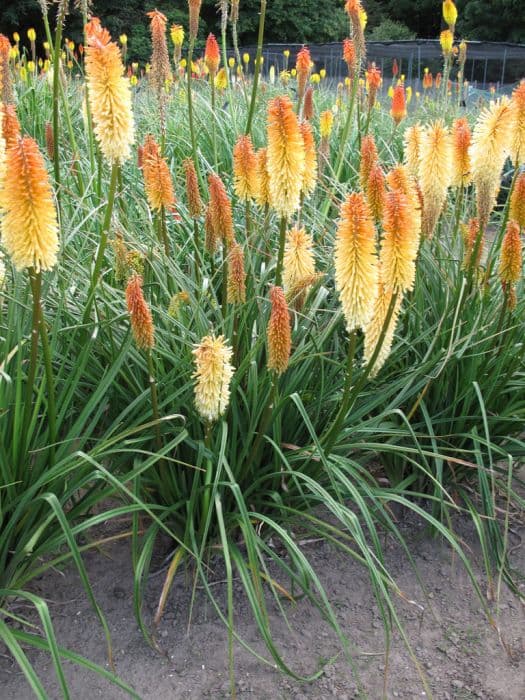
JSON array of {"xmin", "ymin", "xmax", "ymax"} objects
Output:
[
  {"xmin": 193, "ymin": 335, "xmax": 234, "ymax": 422},
  {"xmin": 85, "ymin": 18, "xmax": 134, "ymax": 164},
  {"xmin": 0, "ymin": 136, "xmax": 59, "ymax": 272}
]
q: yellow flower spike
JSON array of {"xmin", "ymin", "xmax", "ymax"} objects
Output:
[
  {"xmin": 510, "ymin": 80, "xmax": 525, "ymax": 165},
  {"xmin": 243, "ymin": 52, "xmax": 250, "ymax": 64},
  {"xmin": 388, "ymin": 85, "xmax": 394, "ymax": 98},
  {"xmin": 334, "ymin": 192, "xmax": 379, "ymax": 332},
  {"xmin": 27, "ymin": 60, "xmax": 35, "ymax": 72},
  {"xmin": 68, "ymin": 40, "xmax": 75, "ymax": 52},
  {"xmin": 43, "ymin": 41, "xmax": 50, "ymax": 51},
  {"xmin": 85, "ymin": 18, "xmax": 134, "ymax": 165},
  {"xmin": 471, "ymin": 97, "xmax": 515, "ymax": 229},
  {"xmin": 320, "ymin": 68, "xmax": 326, "ymax": 79},
  {"xmin": 27, "ymin": 28, "xmax": 36, "ymax": 42},
  {"xmin": 180, "ymin": 58, "xmax": 187, "ymax": 69},
  {"xmin": 406, "ymin": 86, "xmax": 412, "ymax": 104},
  {"xmin": 363, "ymin": 266, "xmax": 402, "ymax": 377},
  {"xmin": 193, "ymin": 335, "xmax": 234, "ymax": 422},
  {"xmin": 283, "ymin": 49, "xmax": 290, "ymax": 58},
  {"xmin": 130, "ymin": 74, "xmax": 138, "ymax": 86},
  {"xmin": 170, "ymin": 24, "xmax": 184, "ymax": 47},
  {"xmin": 38, "ymin": 58, "xmax": 43, "ymax": 68},
  {"xmin": 419, "ymin": 120, "xmax": 452, "ymax": 238},
  {"xmin": 145, "ymin": 63, "xmax": 151, "ymax": 73},
  {"xmin": 228, "ymin": 57, "xmax": 235, "ymax": 68},
  {"xmin": 283, "ymin": 227, "xmax": 316, "ymax": 300},
  {"xmin": 319, "ymin": 110, "xmax": 334, "ymax": 138},
  {"xmin": 443, "ymin": 0, "xmax": 458, "ymax": 30},
  {"xmin": 13, "ymin": 32, "xmax": 20, "ymax": 43},
  {"xmin": 440, "ymin": 29, "xmax": 454, "ymax": 57},
  {"xmin": 310, "ymin": 73, "xmax": 320, "ymax": 84},
  {"xmin": 119, "ymin": 34, "xmax": 127, "ymax": 45},
  {"xmin": 0, "ymin": 136, "xmax": 59, "ymax": 272},
  {"xmin": 359, "ymin": 8, "xmax": 368, "ymax": 30},
  {"xmin": 215, "ymin": 67, "xmax": 228, "ymax": 90},
  {"xmin": 19, "ymin": 66, "xmax": 27, "ymax": 82}
]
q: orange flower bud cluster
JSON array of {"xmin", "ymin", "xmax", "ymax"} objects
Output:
[
  {"xmin": 233, "ymin": 134, "xmax": 258, "ymax": 201},
  {"xmin": 183, "ymin": 158, "xmax": 202, "ymax": 219},
  {"xmin": 126, "ymin": 275, "xmax": 155, "ymax": 351},
  {"xmin": 147, "ymin": 10, "xmax": 171, "ymax": 93},
  {"xmin": 227, "ymin": 242, "xmax": 246, "ymax": 304},
  {"xmin": 208, "ymin": 173, "xmax": 235, "ymax": 246},
  {"xmin": 510, "ymin": 172, "xmax": 525, "ymax": 228},
  {"xmin": 451, "ymin": 117, "xmax": 472, "ymax": 187},
  {"xmin": 204, "ymin": 33, "xmax": 220, "ymax": 77},
  {"xmin": 390, "ymin": 85, "xmax": 407, "ymax": 125},
  {"xmin": 142, "ymin": 134, "xmax": 176, "ymax": 212},
  {"xmin": 267, "ymin": 286, "xmax": 292, "ymax": 374},
  {"xmin": 295, "ymin": 46, "xmax": 311, "ymax": 106}
]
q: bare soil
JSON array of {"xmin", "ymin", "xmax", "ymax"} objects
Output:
[{"xmin": 1, "ymin": 512, "xmax": 524, "ymax": 700}]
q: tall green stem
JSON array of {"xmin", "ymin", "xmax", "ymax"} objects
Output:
[
  {"xmin": 34, "ymin": 276, "xmax": 57, "ymax": 466},
  {"xmin": 83, "ymin": 162, "xmax": 119, "ymax": 323},
  {"xmin": 245, "ymin": 0, "xmax": 266, "ymax": 135},
  {"xmin": 20, "ymin": 271, "xmax": 42, "ymax": 471},
  {"xmin": 274, "ymin": 216, "xmax": 287, "ymax": 287},
  {"xmin": 52, "ymin": 8, "xmax": 65, "ymax": 207},
  {"xmin": 323, "ymin": 294, "xmax": 399, "ymax": 455},
  {"xmin": 187, "ymin": 39, "xmax": 199, "ymax": 172},
  {"xmin": 210, "ymin": 79, "xmax": 219, "ymax": 171}
]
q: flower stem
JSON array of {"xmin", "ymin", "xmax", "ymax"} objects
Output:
[
  {"xmin": 83, "ymin": 162, "xmax": 119, "ymax": 323},
  {"xmin": 245, "ymin": 0, "xmax": 266, "ymax": 135},
  {"xmin": 274, "ymin": 216, "xmax": 287, "ymax": 287}
]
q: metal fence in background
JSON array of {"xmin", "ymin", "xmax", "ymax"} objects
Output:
[{"xmin": 238, "ymin": 40, "xmax": 525, "ymax": 90}]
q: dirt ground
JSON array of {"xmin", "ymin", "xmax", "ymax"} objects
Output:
[{"xmin": 1, "ymin": 512, "xmax": 524, "ymax": 700}]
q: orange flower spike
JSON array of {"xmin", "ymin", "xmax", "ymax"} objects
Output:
[
  {"xmin": 380, "ymin": 190, "xmax": 420, "ymax": 293},
  {"xmin": 342, "ymin": 38, "xmax": 357, "ymax": 80},
  {"xmin": 0, "ymin": 136, "xmax": 59, "ymax": 272},
  {"xmin": 509, "ymin": 172, "xmax": 525, "ymax": 228},
  {"xmin": 126, "ymin": 274, "xmax": 155, "ymax": 351},
  {"xmin": 254, "ymin": 148, "xmax": 271, "ymax": 208},
  {"xmin": 345, "ymin": 0, "xmax": 365, "ymax": 62},
  {"xmin": 295, "ymin": 46, "xmax": 311, "ymax": 105},
  {"xmin": 233, "ymin": 134, "xmax": 258, "ymax": 201},
  {"xmin": 451, "ymin": 117, "xmax": 472, "ymax": 187},
  {"xmin": 183, "ymin": 158, "xmax": 203, "ymax": 219},
  {"xmin": 147, "ymin": 9, "xmax": 171, "ymax": 90},
  {"xmin": 208, "ymin": 173, "xmax": 235, "ymax": 246},
  {"xmin": 334, "ymin": 192, "xmax": 378, "ymax": 332},
  {"xmin": 499, "ymin": 220, "xmax": 522, "ymax": 286},
  {"xmin": 366, "ymin": 164, "xmax": 387, "ymax": 222},
  {"xmin": 300, "ymin": 121, "xmax": 317, "ymax": 197},
  {"xmin": 359, "ymin": 135, "xmax": 379, "ymax": 192},
  {"xmin": 204, "ymin": 33, "xmax": 220, "ymax": 77},
  {"xmin": 2, "ymin": 104, "xmax": 21, "ymax": 149},
  {"xmin": 0, "ymin": 34, "xmax": 14, "ymax": 104},
  {"xmin": 463, "ymin": 217, "xmax": 484, "ymax": 269},
  {"xmin": 227, "ymin": 242, "xmax": 246, "ymax": 304},
  {"xmin": 366, "ymin": 64, "xmax": 382, "ymax": 110},
  {"xmin": 267, "ymin": 286, "xmax": 292, "ymax": 375},
  {"xmin": 266, "ymin": 95, "xmax": 305, "ymax": 217},
  {"xmin": 188, "ymin": 0, "xmax": 203, "ymax": 41},
  {"xmin": 390, "ymin": 85, "xmax": 407, "ymax": 125},
  {"xmin": 511, "ymin": 80, "xmax": 525, "ymax": 165},
  {"xmin": 141, "ymin": 134, "xmax": 176, "ymax": 211},
  {"xmin": 303, "ymin": 86, "xmax": 314, "ymax": 121},
  {"xmin": 85, "ymin": 17, "xmax": 134, "ymax": 164}
]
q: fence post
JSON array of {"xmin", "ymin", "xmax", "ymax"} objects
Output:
[{"xmin": 501, "ymin": 47, "xmax": 508, "ymax": 87}]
